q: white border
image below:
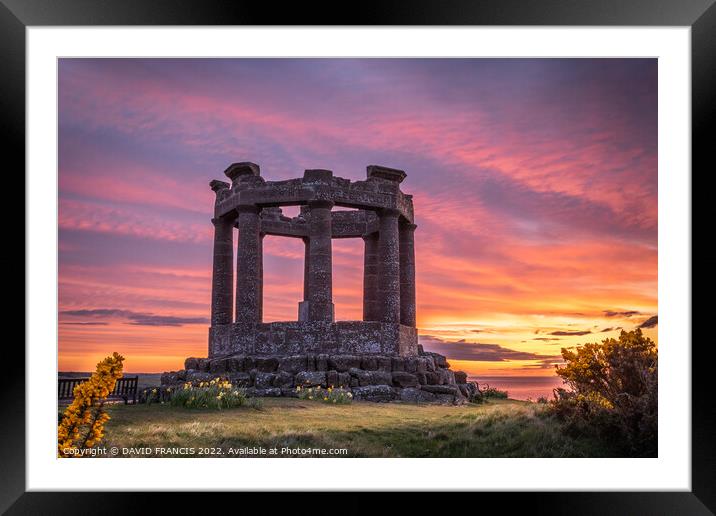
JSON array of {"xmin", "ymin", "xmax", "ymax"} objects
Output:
[{"xmin": 27, "ymin": 27, "xmax": 690, "ymax": 491}]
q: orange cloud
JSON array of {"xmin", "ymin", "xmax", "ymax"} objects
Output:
[{"xmin": 58, "ymin": 59, "xmax": 657, "ymax": 375}]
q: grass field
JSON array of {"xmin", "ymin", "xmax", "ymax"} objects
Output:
[{"xmin": 100, "ymin": 398, "xmax": 621, "ymax": 458}]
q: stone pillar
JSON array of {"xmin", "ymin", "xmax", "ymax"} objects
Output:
[
  {"xmin": 362, "ymin": 232, "xmax": 379, "ymax": 321},
  {"xmin": 210, "ymin": 216, "xmax": 234, "ymax": 326},
  {"xmin": 298, "ymin": 236, "xmax": 311, "ymax": 321},
  {"xmin": 377, "ymin": 208, "xmax": 401, "ymax": 323},
  {"xmin": 235, "ymin": 205, "xmax": 262, "ymax": 324},
  {"xmin": 306, "ymin": 200, "xmax": 334, "ymax": 322},
  {"xmin": 258, "ymin": 232, "xmax": 265, "ymax": 323},
  {"xmin": 303, "ymin": 237, "xmax": 310, "ymax": 301},
  {"xmin": 399, "ymin": 222, "xmax": 417, "ymax": 327}
]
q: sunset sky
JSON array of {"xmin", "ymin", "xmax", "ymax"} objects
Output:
[{"xmin": 58, "ymin": 58, "xmax": 658, "ymax": 375}]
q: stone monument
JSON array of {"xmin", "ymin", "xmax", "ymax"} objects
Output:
[{"xmin": 161, "ymin": 162, "xmax": 480, "ymax": 404}]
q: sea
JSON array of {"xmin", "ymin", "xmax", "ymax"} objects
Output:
[{"xmin": 469, "ymin": 375, "xmax": 566, "ymax": 401}]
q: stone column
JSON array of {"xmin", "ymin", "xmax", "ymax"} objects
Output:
[
  {"xmin": 298, "ymin": 236, "xmax": 311, "ymax": 321},
  {"xmin": 362, "ymin": 232, "xmax": 379, "ymax": 321},
  {"xmin": 377, "ymin": 208, "xmax": 401, "ymax": 323},
  {"xmin": 303, "ymin": 237, "xmax": 310, "ymax": 301},
  {"xmin": 235, "ymin": 205, "xmax": 262, "ymax": 324},
  {"xmin": 258, "ymin": 232, "xmax": 265, "ymax": 323},
  {"xmin": 210, "ymin": 216, "xmax": 234, "ymax": 326},
  {"xmin": 399, "ymin": 222, "xmax": 417, "ymax": 327},
  {"xmin": 306, "ymin": 200, "xmax": 334, "ymax": 322}
]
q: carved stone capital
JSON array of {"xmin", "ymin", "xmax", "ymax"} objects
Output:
[
  {"xmin": 224, "ymin": 162, "xmax": 261, "ymax": 182},
  {"xmin": 210, "ymin": 180, "xmax": 230, "ymax": 192},
  {"xmin": 367, "ymin": 165, "xmax": 406, "ymax": 183},
  {"xmin": 379, "ymin": 207, "xmax": 401, "ymax": 218}
]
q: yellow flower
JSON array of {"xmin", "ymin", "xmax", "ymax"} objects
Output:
[{"xmin": 57, "ymin": 352, "xmax": 124, "ymax": 457}]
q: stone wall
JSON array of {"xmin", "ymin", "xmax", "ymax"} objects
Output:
[
  {"xmin": 209, "ymin": 321, "xmax": 418, "ymax": 358},
  {"xmin": 161, "ymin": 349, "xmax": 479, "ymax": 405}
]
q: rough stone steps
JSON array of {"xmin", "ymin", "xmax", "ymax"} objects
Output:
[{"xmin": 161, "ymin": 350, "xmax": 480, "ymax": 404}]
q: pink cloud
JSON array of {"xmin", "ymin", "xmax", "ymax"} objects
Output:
[{"xmin": 58, "ymin": 59, "xmax": 657, "ymax": 373}]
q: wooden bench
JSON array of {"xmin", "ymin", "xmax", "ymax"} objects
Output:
[{"xmin": 58, "ymin": 376, "xmax": 139, "ymax": 405}]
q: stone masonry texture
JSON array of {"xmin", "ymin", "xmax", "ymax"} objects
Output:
[
  {"xmin": 209, "ymin": 162, "xmax": 418, "ymax": 357},
  {"xmin": 160, "ymin": 347, "xmax": 481, "ymax": 405},
  {"xmin": 189, "ymin": 162, "xmax": 476, "ymax": 402}
]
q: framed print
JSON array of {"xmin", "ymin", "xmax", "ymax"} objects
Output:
[{"xmin": 5, "ymin": 0, "xmax": 714, "ymax": 513}]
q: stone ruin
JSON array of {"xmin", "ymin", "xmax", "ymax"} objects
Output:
[{"xmin": 161, "ymin": 162, "xmax": 480, "ymax": 403}]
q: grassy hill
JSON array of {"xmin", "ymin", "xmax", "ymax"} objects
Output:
[{"xmin": 100, "ymin": 398, "xmax": 620, "ymax": 458}]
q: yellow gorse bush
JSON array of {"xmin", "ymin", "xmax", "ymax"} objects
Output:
[{"xmin": 57, "ymin": 352, "xmax": 125, "ymax": 457}]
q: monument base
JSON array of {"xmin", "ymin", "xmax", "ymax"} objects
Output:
[
  {"xmin": 208, "ymin": 320, "xmax": 418, "ymax": 358},
  {"xmin": 159, "ymin": 347, "xmax": 481, "ymax": 404}
]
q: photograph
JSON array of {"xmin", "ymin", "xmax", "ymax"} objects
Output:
[
  {"xmin": 6, "ymin": 0, "xmax": 709, "ymax": 507},
  {"xmin": 56, "ymin": 57, "xmax": 659, "ymax": 459}
]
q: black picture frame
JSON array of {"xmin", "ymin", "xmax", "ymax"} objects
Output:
[{"xmin": 4, "ymin": 0, "xmax": 713, "ymax": 513}]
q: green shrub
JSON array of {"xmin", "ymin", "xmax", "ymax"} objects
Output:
[
  {"xmin": 551, "ymin": 329, "xmax": 657, "ymax": 456},
  {"xmin": 169, "ymin": 378, "xmax": 248, "ymax": 410},
  {"xmin": 140, "ymin": 386, "xmax": 172, "ymax": 405},
  {"xmin": 481, "ymin": 386, "xmax": 509, "ymax": 399},
  {"xmin": 296, "ymin": 385, "xmax": 353, "ymax": 404},
  {"xmin": 142, "ymin": 387, "xmax": 162, "ymax": 406}
]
